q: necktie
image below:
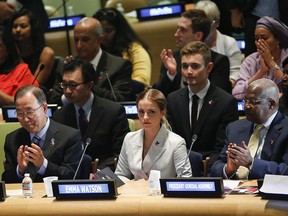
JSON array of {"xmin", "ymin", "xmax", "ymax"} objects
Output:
[
  {"xmin": 191, "ymin": 95, "xmax": 199, "ymax": 134},
  {"xmin": 32, "ymin": 135, "xmax": 42, "ymax": 147},
  {"xmin": 236, "ymin": 124, "xmax": 264, "ymax": 179},
  {"xmin": 78, "ymin": 107, "xmax": 88, "ymax": 137}
]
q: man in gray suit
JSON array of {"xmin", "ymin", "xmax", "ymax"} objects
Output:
[
  {"xmin": 167, "ymin": 41, "xmax": 238, "ymax": 173},
  {"xmin": 2, "ymin": 86, "xmax": 82, "ymax": 183},
  {"xmin": 53, "ymin": 59, "xmax": 130, "ymax": 170}
]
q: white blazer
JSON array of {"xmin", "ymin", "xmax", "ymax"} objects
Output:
[{"xmin": 115, "ymin": 125, "xmax": 192, "ymax": 181}]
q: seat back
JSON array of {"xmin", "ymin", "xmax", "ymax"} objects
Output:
[
  {"xmin": 0, "ymin": 122, "xmax": 22, "ymax": 176},
  {"xmin": 76, "ymin": 154, "xmax": 92, "ymax": 179},
  {"xmin": 189, "ymin": 150, "xmax": 204, "ymax": 177}
]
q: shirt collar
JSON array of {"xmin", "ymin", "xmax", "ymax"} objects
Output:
[
  {"xmin": 30, "ymin": 116, "xmax": 50, "ymax": 141},
  {"xmin": 90, "ymin": 48, "xmax": 102, "ymax": 70},
  {"xmin": 258, "ymin": 111, "xmax": 278, "ymax": 129},
  {"xmin": 188, "ymin": 80, "xmax": 210, "ymax": 100},
  {"xmin": 74, "ymin": 93, "xmax": 94, "ymax": 117}
]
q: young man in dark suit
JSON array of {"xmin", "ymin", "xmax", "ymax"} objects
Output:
[
  {"xmin": 153, "ymin": 9, "xmax": 231, "ymax": 97},
  {"xmin": 167, "ymin": 41, "xmax": 238, "ymax": 174},
  {"xmin": 2, "ymin": 86, "xmax": 82, "ymax": 183},
  {"xmin": 53, "ymin": 59, "xmax": 130, "ymax": 170},
  {"xmin": 211, "ymin": 78, "xmax": 288, "ymax": 179},
  {"xmin": 48, "ymin": 17, "xmax": 132, "ymax": 104}
]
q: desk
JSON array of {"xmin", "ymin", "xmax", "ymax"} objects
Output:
[{"xmin": 1, "ymin": 180, "xmax": 287, "ymax": 216}]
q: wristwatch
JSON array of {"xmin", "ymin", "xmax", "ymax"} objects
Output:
[{"xmin": 271, "ymin": 64, "xmax": 280, "ymax": 73}]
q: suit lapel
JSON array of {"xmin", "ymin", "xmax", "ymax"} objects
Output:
[
  {"xmin": 261, "ymin": 112, "xmax": 283, "ymax": 160},
  {"xmin": 42, "ymin": 120, "xmax": 59, "ymax": 158},
  {"xmin": 142, "ymin": 126, "xmax": 167, "ymax": 173},
  {"xmin": 84, "ymin": 96, "xmax": 104, "ymax": 140},
  {"xmin": 180, "ymin": 88, "xmax": 193, "ymax": 143},
  {"xmin": 195, "ymin": 85, "xmax": 217, "ymax": 135}
]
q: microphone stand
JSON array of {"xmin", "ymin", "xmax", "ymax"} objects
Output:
[{"xmin": 62, "ymin": 0, "xmax": 72, "ymax": 55}]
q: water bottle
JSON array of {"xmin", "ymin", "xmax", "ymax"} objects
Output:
[
  {"xmin": 116, "ymin": 3, "xmax": 125, "ymax": 14},
  {"xmin": 22, "ymin": 173, "xmax": 33, "ymax": 198}
]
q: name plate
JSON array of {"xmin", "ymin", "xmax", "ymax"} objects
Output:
[
  {"xmin": 52, "ymin": 179, "xmax": 117, "ymax": 200},
  {"xmin": 0, "ymin": 181, "xmax": 7, "ymax": 201},
  {"xmin": 160, "ymin": 177, "xmax": 224, "ymax": 198}
]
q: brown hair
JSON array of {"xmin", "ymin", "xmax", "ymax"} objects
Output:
[{"xmin": 136, "ymin": 88, "xmax": 171, "ymax": 130}]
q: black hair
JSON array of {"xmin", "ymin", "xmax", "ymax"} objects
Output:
[
  {"xmin": 93, "ymin": 7, "xmax": 150, "ymax": 59},
  {"xmin": 0, "ymin": 25, "xmax": 21, "ymax": 74},
  {"xmin": 63, "ymin": 59, "xmax": 96, "ymax": 83},
  {"xmin": 10, "ymin": 9, "xmax": 45, "ymax": 57}
]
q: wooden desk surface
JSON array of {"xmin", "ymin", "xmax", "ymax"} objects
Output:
[{"xmin": 1, "ymin": 180, "xmax": 287, "ymax": 216}]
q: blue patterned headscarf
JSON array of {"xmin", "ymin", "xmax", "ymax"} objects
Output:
[{"xmin": 256, "ymin": 16, "xmax": 288, "ymax": 48}]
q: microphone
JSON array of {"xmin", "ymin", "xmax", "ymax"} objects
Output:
[
  {"xmin": 73, "ymin": 137, "xmax": 91, "ymax": 180},
  {"xmin": 32, "ymin": 64, "xmax": 45, "ymax": 85},
  {"xmin": 178, "ymin": 134, "xmax": 198, "ymax": 177},
  {"xmin": 104, "ymin": 71, "xmax": 117, "ymax": 102}
]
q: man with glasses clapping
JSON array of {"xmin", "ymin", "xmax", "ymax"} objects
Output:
[{"xmin": 2, "ymin": 85, "xmax": 83, "ymax": 183}]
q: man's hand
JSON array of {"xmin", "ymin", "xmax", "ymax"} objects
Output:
[
  {"xmin": 0, "ymin": 2, "xmax": 15, "ymax": 23},
  {"xmin": 17, "ymin": 145, "xmax": 29, "ymax": 174},
  {"xmin": 24, "ymin": 144, "xmax": 45, "ymax": 168},
  {"xmin": 160, "ymin": 49, "xmax": 177, "ymax": 76},
  {"xmin": 227, "ymin": 141, "xmax": 253, "ymax": 169}
]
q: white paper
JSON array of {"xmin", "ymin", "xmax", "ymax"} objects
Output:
[
  {"xmin": 223, "ymin": 180, "xmax": 241, "ymax": 190},
  {"xmin": 260, "ymin": 174, "xmax": 288, "ymax": 195},
  {"xmin": 7, "ymin": 189, "xmax": 23, "ymax": 196}
]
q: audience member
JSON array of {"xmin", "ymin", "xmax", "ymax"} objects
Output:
[
  {"xmin": 53, "ymin": 59, "xmax": 130, "ymax": 169},
  {"xmin": 0, "ymin": 0, "xmax": 48, "ymax": 31},
  {"xmin": 10, "ymin": 9, "xmax": 55, "ymax": 89},
  {"xmin": 93, "ymin": 7, "xmax": 152, "ymax": 98},
  {"xmin": 115, "ymin": 89, "xmax": 192, "ymax": 181},
  {"xmin": 0, "ymin": 25, "xmax": 38, "ymax": 106},
  {"xmin": 166, "ymin": 41, "xmax": 238, "ymax": 173},
  {"xmin": 2, "ymin": 85, "xmax": 82, "ymax": 183},
  {"xmin": 233, "ymin": 16, "xmax": 288, "ymax": 99},
  {"xmin": 211, "ymin": 78, "xmax": 288, "ymax": 179},
  {"xmin": 153, "ymin": 9, "xmax": 231, "ymax": 97},
  {"xmin": 279, "ymin": 56, "xmax": 288, "ymax": 116},
  {"xmin": 196, "ymin": 0, "xmax": 242, "ymax": 88},
  {"xmin": 225, "ymin": 0, "xmax": 288, "ymax": 57},
  {"xmin": 48, "ymin": 17, "xmax": 132, "ymax": 104}
]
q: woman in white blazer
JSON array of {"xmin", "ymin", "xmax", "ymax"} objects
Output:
[{"xmin": 115, "ymin": 89, "xmax": 192, "ymax": 181}]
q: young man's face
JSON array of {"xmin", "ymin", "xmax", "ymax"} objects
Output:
[{"xmin": 174, "ymin": 17, "xmax": 199, "ymax": 49}]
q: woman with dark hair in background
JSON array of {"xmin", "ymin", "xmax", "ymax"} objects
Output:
[
  {"xmin": 93, "ymin": 8, "xmax": 152, "ymax": 98},
  {"xmin": 0, "ymin": 25, "xmax": 38, "ymax": 106},
  {"xmin": 10, "ymin": 9, "xmax": 54, "ymax": 89}
]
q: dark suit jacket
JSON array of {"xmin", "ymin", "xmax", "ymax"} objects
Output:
[
  {"xmin": 153, "ymin": 50, "xmax": 231, "ymax": 97},
  {"xmin": 210, "ymin": 112, "xmax": 288, "ymax": 179},
  {"xmin": 48, "ymin": 51, "xmax": 132, "ymax": 105},
  {"xmin": 2, "ymin": 119, "xmax": 82, "ymax": 183},
  {"xmin": 226, "ymin": 0, "xmax": 288, "ymax": 25},
  {"xmin": 167, "ymin": 84, "xmax": 238, "ymax": 169},
  {"xmin": 53, "ymin": 95, "xmax": 130, "ymax": 169}
]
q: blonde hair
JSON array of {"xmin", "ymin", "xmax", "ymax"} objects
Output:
[{"xmin": 136, "ymin": 88, "xmax": 171, "ymax": 130}]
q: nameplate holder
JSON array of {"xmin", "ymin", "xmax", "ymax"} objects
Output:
[
  {"xmin": 52, "ymin": 179, "xmax": 117, "ymax": 200},
  {"xmin": 160, "ymin": 177, "xmax": 224, "ymax": 198},
  {"xmin": 0, "ymin": 181, "xmax": 7, "ymax": 201}
]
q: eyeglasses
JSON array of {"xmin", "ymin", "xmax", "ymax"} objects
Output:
[
  {"xmin": 243, "ymin": 98, "xmax": 266, "ymax": 106},
  {"xmin": 15, "ymin": 104, "xmax": 43, "ymax": 119},
  {"xmin": 59, "ymin": 82, "xmax": 85, "ymax": 90},
  {"xmin": 94, "ymin": 9, "xmax": 117, "ymax": 20},
  {"xmin": 138, "ymin": 110, "xmax": 157, "ymax": 118}
]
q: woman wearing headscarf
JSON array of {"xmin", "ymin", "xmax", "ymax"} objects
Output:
[{"xmin": 233, "ymin": 16, "xmax": 288, "ymax": 99}]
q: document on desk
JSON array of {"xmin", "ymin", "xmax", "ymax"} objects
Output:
[
  {"xmin": 6, "ymin": 189, "xmax": 23, "ymax": 196},
  {"xmin": 260, "ymin": 174, "xmax": 288, "ymax": 195}
]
